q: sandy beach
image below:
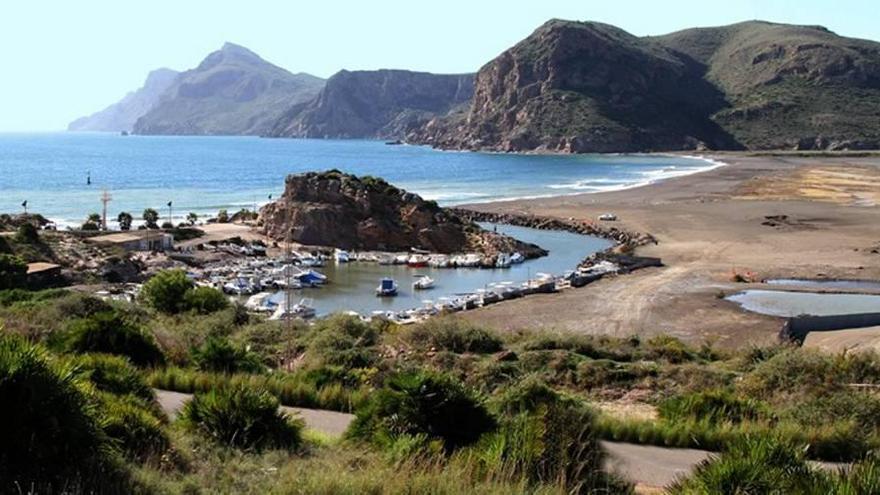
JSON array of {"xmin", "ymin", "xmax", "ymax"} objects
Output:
[{"xmin": 459, "ymin": 153, "xmax": 880, "ymax": 348}]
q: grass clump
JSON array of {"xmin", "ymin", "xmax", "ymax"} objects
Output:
[
  {"xmin": 349, "ymin": 370, "xmax": 495, "ymax": 451},
  {"xmin": 179, "ymin": 385, "xmax": 302, "ymax": 451},
  {"xmin": 658, "ymin": 389, "xmax": 773, "ymax": 425},
  {"xmin": 193, "ymin": 336, "xmax": 264, "ymax": 374},
  {"xmin": 406, "ymin": 317, "xmax": 503, "ymax": 354}
]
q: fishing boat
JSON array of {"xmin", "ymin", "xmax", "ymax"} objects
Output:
[
  {"xmin": 334, "ymin": 249, "xmax": 350, "ymax": 263},
  {"xmin": 269, "ymin": 297, "xmax": 316, "ymax": 320},
  {"xmin": 496, "ymin": 253, "xmax": 512, "ymax": 268},
  {"xmin": 407, "ymin": 254, "xmax": 429, "ymax": 267},
  {"xmin": 412, "ymin": 275, "xmax": 435, "ymax": 290},
  {"xmin": 376, "ymin": 277, "xmax": 398, "ymax": 297}
]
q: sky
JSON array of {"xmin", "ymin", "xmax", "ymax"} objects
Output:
[{"xmin": 1, "ymin": 0, "xmax": 878, "ymax": 131}]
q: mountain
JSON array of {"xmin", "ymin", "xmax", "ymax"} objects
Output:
[
  {"xmin": 133, "ymin": 43, "xmax": 324, "ymax": 136},
  {"xmin": 68, "ymin": 68, "xmax": 178, "ymax": 132},
  {"xmin": 267, "ymin": 69, "xmax": 474, "ymax": 139},
  {"xmin": 412, "ymin": 20, "xmax": 880, "ymax": 152}
]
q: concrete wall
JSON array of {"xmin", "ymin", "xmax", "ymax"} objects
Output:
[{"xmin": 782, "ymin": 312, "xmax": 880, "ymax": 343}]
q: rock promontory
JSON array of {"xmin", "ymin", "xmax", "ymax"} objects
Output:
[{"xmin": 259, "ymin": 171, "xmax": 545, "ymax": 257}]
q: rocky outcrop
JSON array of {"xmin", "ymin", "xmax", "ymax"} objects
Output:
[
  {"xmin": 412, "ymin": 19, "xmax": 880, "ymax": 152},
  {"xmin": 259, "ymin": 171, "xmax": 545, "ymax": 257},
  {"xmin": 68, "ymin": 68, "xmax": 179, "ymax": 132},
  {"xmin": 267, "ymin": 70, "xmax": 473, "ymax": 139},
  {"xmin": 133, "ymin": 43, "xmax": 324, "ymax": 136}
]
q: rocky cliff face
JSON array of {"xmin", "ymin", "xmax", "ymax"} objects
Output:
[
  {"xmin": 68, "ymin": 68, "xmax": 179, "ymax": 132},
  {"xmin": 133, "ymin": 43, "xmax": 324, "ymax": 136},
  {"xmin": 259, "ymin": 171, "xmax": 545, "ymax": 256},
  {"xmin": 412, "ymin": 20, "xmax": 880, "ymax": 152},
  {"xmin": 267, "ymin": 70, "xmax": 473, "ymax": 139}
]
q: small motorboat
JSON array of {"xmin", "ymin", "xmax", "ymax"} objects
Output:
[
  {"xmin": 297, "ymin": 268, "xmax": 327, "ymax": 286},
  {"xmin": 269, "ymin": 297, "xmax": 316, "ymax": 320},
  {"xmin": 335, "ymin": 249, "xmax": 350, "ymax": 263},
  {"xmin": 376, "ymin": 277, "xmax": 398, "ymax": 297},
  {"xmin": 412, "ymin": 275, "xmax": 435, "ymax": 290},
  {"xmin": 510, "ymin": 252, "xmax": 525, "ymax": 264},
  {"xmin": 599, "ymin": 213, "xmax": 618, "ymax": 221},
  {"xmin": 496, "ymin": 253, "xmax": 512, "ymax": 268}
]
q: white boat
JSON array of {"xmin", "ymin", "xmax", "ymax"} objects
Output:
[
  {"xmin": 599, "ymin": 213, "xmax": 618, "ymax": 221},
  {"xmin": 335, "ymin": 249, "xmax": 350, "ymax": 263},
  {"xmin": 376, "ymin": 277, "xmax": 398, "ymax": 297},
  {"xmin": 510, "ymin": 252, "xmax": 525, "ymax": 264},
  {"xmin": 394, "ymin": 254, "xmax": 409, "ymax": 265},
  {"xmin": 429, "ymin": 255, "xmax": 450, "ymax": 268},
  {"xmin": 460, "ymin": 253, "xmax": 482, "ymax": 267},
  {"xmin": 412, "ymin": 275, "xmax": 435, "ymax": 290},
  {"xmin": 244, "ymin": 292, "xmax": 274, "ymax": 312},
  {"xmin": 496, "ymin": 253, "xmax": 512, "ymax": 268},
  {"xmin": 269, "ymin": 297, "xmax": 316, "ymax": 320}
]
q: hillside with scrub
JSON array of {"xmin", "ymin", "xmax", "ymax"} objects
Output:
[{"xmin": 3, "ymin": 269, "xmax": 880, "ymax": 493}]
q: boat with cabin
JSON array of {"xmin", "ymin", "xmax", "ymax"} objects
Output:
[{"xmin": 376, "ymin": 277, "xmax": 398, "ymax": 297}]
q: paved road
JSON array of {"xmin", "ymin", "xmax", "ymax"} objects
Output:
[
  {"xmin": 155, "ymin": 389, "xmax": 355, "ymax": 437},
  {"xmin": 155, "ymin": 389, "xmax": 846, "ymax": 491}
]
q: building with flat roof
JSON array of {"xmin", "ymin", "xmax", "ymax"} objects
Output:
[{"xmin": 86, "ymin": 230, "xmax": 173, "ymax": 252}]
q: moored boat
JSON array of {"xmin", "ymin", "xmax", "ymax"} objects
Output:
[
  {"xmin": 412, "ymin": 275, "xmax": 435, "ymax": 290},
  {"xmin": 376, "ymin": 277, "xmax": 398, "ymax": 297}
]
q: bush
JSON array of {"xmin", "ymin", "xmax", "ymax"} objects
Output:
[
  {"xmin": 98, "ymin": 391, "xmax": 169, "ymax": 461},
  {"xmin": 0, "ymin": 287, "xmax": 68, "ymax": 307},
  {"xmin": 0, "ymin": 335, "xmax": 119, "ymax": 489},
  {"xmin": 69, "ymin": 353, "xmax": 154, "ymax": 401},
  {"xmin": 141, "ymin": 269, "xmax": 193, "ymax": 314},
  {"xmin": 193, "ymin": 337, "xmax": 264, "ymax": 374},
  {"xmin": 407, "ymin": 318, "xmax": 503, "ymax": 354},
  {"xmin": 307, "ymin": 314, "xmax": 380, "ymax": 369},
  {"xmin": 668, "ymin": 436, "xmax": 828, "ymax": 494},
  {"xmin": 659, "ymin": 389, "xmax": 773, "ymax": 425},
  {"xmin": 183, "ymin": 286, "xmax": 230, "ymax": 314},
  {"xmin": 179, "ymin": 385, "xmax": 302, "ymax": 450},
  {"xmin": 16, "ymin": 223, "xmax": 40, "ymax": 244},
  {"xmin": 349, "ymin": 371, "xmax": 495, "ymax": 451},
  {"xmin": 64, "ymin": 311, "xmax": 164, "ymax": 367},
  {"xmin": 643, "ymin": 335, "xmax": 696, "ymax": 363},
  {"xmin": 0, "ymin": 254, "xmax": 27, "ymax": 290}
]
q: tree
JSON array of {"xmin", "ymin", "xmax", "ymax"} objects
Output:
[
  {"xmin": 182, "ymin": 286, "xmax": 230, "ymax": 314},
  {"xmin": 140, "ymin": 269, "xmax": 193, "ymax": 314},
  {"xmin": 81, "ymin": 212, "xmax": 101, "ymax": 231},
  {"xmin": 142, "ymin": 208, "xmax": 159, "ymax": 229},
  {"xmin": 0, "ymin": 254, "xmax": 27, "ymax": 290},
  {"xmin": 117, "ymin": 212, "xmax": 133, "ymax": 231},
  {"xmin": 216, "ymin": 209, "xmax": 229, "ymax": 223},
  {"xmin": 186, "ymin": 212, "xmax": 199, "ymax": 226}
]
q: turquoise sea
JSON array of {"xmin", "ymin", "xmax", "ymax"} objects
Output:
[{"xmin": 0, "ymin": 132, "xmax": 721, "ymax": 226}]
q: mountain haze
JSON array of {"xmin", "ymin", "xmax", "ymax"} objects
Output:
[
  {"xmin": 268, "ymin": 70, "xmax": 474, "ymax": 139},
  {"xmin": 68, "ymin": 68, "xmax": 178, "ymax": 132},
  {"xmin": 133, "ymin": 43, "xmax": 324, "ymax": 136}
]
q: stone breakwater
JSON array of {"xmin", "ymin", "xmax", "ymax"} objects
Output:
[{"xmin": 448, "ymin": 208, "xmax": 658, "ymax": 252}]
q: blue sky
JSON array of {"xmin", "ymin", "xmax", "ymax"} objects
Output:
[{"xmin": 1, "ymin": 0, "xmax": 877, "ymax": 131}]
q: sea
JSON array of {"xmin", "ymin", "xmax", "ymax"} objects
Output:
[{"xmin": 0, "ymin": 132, "xmax": 723, "ymax": 227}]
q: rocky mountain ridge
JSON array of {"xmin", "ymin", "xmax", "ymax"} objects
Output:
[{"xmin": 68, "ymin": 68, "xmax": 179, "ymax": 132}]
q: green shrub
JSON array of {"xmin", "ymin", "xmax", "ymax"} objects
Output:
[
  {"xmin": 643, "ymin": 335, "xmax": 696, "ymax": 363},
  {"xmin": 0, "ymin": 254, "xmax": 27, "ymax": 290},
  {"xmin": 183, "ymin": 286, "xmax": 229, "ymax": 314},
  {"xmin": 659, "ymin": 389, "xmax": 773, "ymax": 425},
  {"xmin": 64, "ymin": 311, "xmax": 164, "ymax": 367},
  {"xmin": 15, "ymin": 223, "xmax": 40, "ymax": 244},
  {"xmin": 141, "ymin": 269, "xmax": 193, "ymax": 314},
  {"xmin": 69, "ymin": 353, "xmax": 153, "ymax": 401},
  {"xmin": 407, "ymin": 318, "xmax": 503, "ymax": 354},
  {"xmin": 520, "ymin": 333, "xmax": 638, "ymax": 361},
  {"xmin": 0, "ymin": 335, "xmax": 119, "ymax": 489},
  {"xmin": 307, "ymin": 314, "xmax": 380, "ymax": 369},
  {"xmin": 98, "ymin": 391, "xmax": 169, "ymax": 461},
  {"xmin": 179, "ymin": 385, "xmax": 302, "ymax": 450},
  {"xmin": 349, "ymin": 371, "xmax": 495, "ymax": 451},
  {"xmin": 0, "ymin": 287, "xmax": 69, "ymax": 307},
  {"xmin": 668, "ymin": 436, "xmax": 828, "ymax": 494},
  {"xmin": 193, "ymin": 337, "xmax": 263, "ymax": 374}
]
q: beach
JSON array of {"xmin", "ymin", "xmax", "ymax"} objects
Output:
[{"xmin": 459, "ymin": 153, "xmax": 880, "ymax": 348}]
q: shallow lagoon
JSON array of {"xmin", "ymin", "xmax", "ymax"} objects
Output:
[{"xmin": 727, "ymin": 290, "xmax": 880, "ymax": 317}]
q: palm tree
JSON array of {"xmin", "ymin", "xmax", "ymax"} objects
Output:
[
  {"xmin": 186, "ymin": 212, "xmax": 199, "ymax": 226},
  {"xmin": 142, "ymin": 208, "xmax": 159, "ymax": 229},
  {"xmin": 117, "ymin": 212, "xmax": 133, "ymax": 231}
]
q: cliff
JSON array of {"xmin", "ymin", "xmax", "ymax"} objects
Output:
[
  {"xmin": 267, "ymin": 69, "xmax": 473, "ymax": 139},
  {"xmin": 133, "ymin": 43, "xmax": 324, "ymax": 136},
  {"xmin": 259, "ymin": 170, "xmax": 545, "ymax": 256}
]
